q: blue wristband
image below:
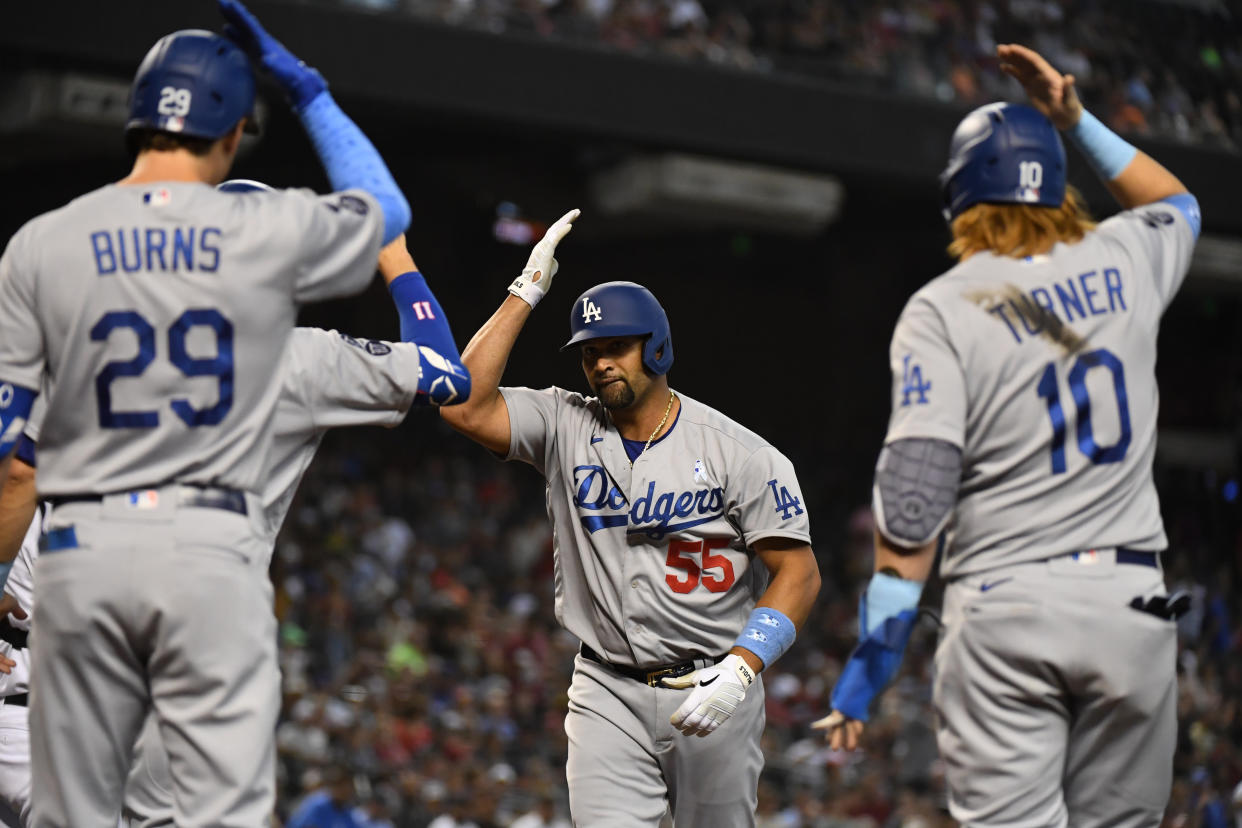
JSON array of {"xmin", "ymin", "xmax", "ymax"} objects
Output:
[
  {"xmin": 298, "ymin": 93, "xmax": 411, "ymax": 245},
  {"xmin": 733, "ymin": 606, "xmax": 796, "ymax": 669},
  {"xmin": 1067, "ymin": 110, "xmax": 1138, "ymax": 181},
  {"xmin": 0, "ymin": 383, "xmax": 37, "ymax": 458}
]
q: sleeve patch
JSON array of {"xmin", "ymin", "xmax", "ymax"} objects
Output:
[
  {"xmin": 322, "ymin": 194, "xmax": 370, "ymax": 216},
  {"xmin": 336, "ymin": 332, "xmax": 391, "ymax": 356},
  {"xmin": 899, "ymin": 354, "xmax": 932, "ymax": 406},
  {"xmin": 766, "ymin": 479, "xmax": 805, "ymax": 521}
]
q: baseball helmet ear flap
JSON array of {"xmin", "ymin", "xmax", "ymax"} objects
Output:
[
  {"xmin": 940, "ymin": 102, "xmax": 1067, "ymax": 222},
  {"xmin": 562, "ymin": 281, "xmax": 674, "ymax": 376},
  {"xmin": 127, "ymin": 29, "xmax": 257, "ymax": 142}
]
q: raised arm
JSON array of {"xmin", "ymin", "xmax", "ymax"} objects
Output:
[
  {"xmin": 376, "ymin": 235, "xmax": 471, "ymax": 406},
  {"xmin": 219, "ymin": 0, "xmax": 410, "ymax": 244},
  {"xmin": 997, "ymin": 43, "xmax": 1194, "ymax": 214},
  {"xmin": 438, "ymin": 210, "xmax": 579, "ymax": 455}
]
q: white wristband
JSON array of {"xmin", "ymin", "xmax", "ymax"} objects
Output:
[{"xmin": 507, "ymin": 262, "xmax": 554, "ymax": 309}]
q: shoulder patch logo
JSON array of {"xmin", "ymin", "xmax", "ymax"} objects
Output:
[
  {"xmin": 364, "ymin": 340, "xmax": 392, "ymax": 356},
  {"xmin": 900, "ymin": 354, "xmax": 932, "ymax": 406},
  {"xmin": 766, "ymin": 479, "xmax": 804, "ymax": 520}
]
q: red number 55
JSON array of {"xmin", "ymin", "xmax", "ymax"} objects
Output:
[{"xmin": 666, "ymin": 539, "xmax": 736, "ymax": 594}]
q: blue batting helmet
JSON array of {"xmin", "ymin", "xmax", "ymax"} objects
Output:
[
  {"xmin": 940, "ymin": 102, "xmax": 1067, "ymax": 221},
  {"xmin": 127, "ymin": 30, "xmax": 256, "ymax": 141},
  {"xmin": 562, "ymin": 281, "xmax": 674, "ymax": 376},
  {"xmin": 217, "ymin": 179, "xmax": 274, "ymax": 193}
]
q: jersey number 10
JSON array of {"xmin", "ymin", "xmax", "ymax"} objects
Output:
[
  {"xmin": 91, "ymin": 309, "xmax": 234, "ymax": 429},
  {"xmin": 1035, "ymin": 347, "xmax": 1132, "ymax": 474}
]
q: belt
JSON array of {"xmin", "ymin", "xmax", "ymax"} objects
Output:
[
  {"xmin": 1068, "ymin": 548, "xmax": 1159, "ymax": 567},
  {"xmin": 580, "ymin": 644, "xmax": 720, "ymax": 687},
  {"xmin": 0, "ymin": 619, "xmax": 27, "ymax": 650},
  {"xmin": 49, "ymin": 485, "xmax": 247, "ymax": 517},
  {"xmin": 4, "ymin": 695, "xmax": 26, "ymax": 709}
]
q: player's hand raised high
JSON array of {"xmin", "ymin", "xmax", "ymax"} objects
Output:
[
  {"xmin": 508, "ymin": 209, "xmax": 580, "ymax": 309},
  {"xmin": 996, "ymin": 43, "xmax": 1083, "ymax": 130},
  {"xmin": 219, "ymin": 0, "xmax": 327, "ymax": 110}
]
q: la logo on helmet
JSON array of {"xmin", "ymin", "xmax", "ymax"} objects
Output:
[{"xmin": 582, "ymin": 298, "xmax": 603, "ymax": 323}]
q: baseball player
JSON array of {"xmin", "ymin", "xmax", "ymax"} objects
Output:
[
  {"xmin": 814, "ymin": 44, "xmax": 1200, "ymax": 828},
  {"xmin": 0, "ymin": 464, "xmax": 35, "ymax": 828},
  {"xmin": 439, "ymin": 211, "xmax": 822, "ymax": 826},
  {"xmin": 0, "ymin": 0, "xmax": 414, "ymax": 822},
  {"xmin": 0, "ymin": 179, "xmax": 470, "ymax": 827},
  {"xmin": 0, "ymin": 435, "xmax": 42, "ymax": 828}
]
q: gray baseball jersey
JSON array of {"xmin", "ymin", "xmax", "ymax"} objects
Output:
[
  {"xmin": 501, "ymin": 387, "xmax": 811, "ymax": 666},
  {"xmin": 21, "ymin": 327, "xmax": 420, "ymax": 555},
  {"xmin": 14, "ymin": 327, "xmax": 421, "ymax": 827},
  {"xmin": 0, "ymin": 181, "xmax": 384, "ymax": 828},
  {"xmin": 885, "ymin": 202, "xmax": 1195, "ymax": 577},
  {"xmin": 0, "ymin": 182, "xmax": 383, "ymax": 496},
  {"xmin": 249, "ymin": 327, "xmax": 420, "ymax": 553}
]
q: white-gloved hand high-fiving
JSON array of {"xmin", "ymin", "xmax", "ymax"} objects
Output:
[
  {"xmin": 508, "ymin": 208, "xmax": 580, "ymax": 309},
  {"xmin": 662, "ymin": 653, "xmax": 755, "ymax": 737}
]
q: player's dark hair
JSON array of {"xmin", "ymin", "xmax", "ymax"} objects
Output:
[
  {"xmin": 125, "ymin": 128, "xmax": 216, "ymax": 159},
  {"xmin": 948, "ymin": 184, "xmax": 1096, "ymax": 262}
]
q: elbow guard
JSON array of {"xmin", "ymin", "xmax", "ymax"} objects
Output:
[
  {"xmin": 872, "ymin": 438, "xmax": 961, "ymax": 548},
  {"xmin": 417, "ymin": 346, "xmax": 471, "ymax": 407}
]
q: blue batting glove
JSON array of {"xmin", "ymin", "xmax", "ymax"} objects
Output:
[{"xmin": 219, "ymin": 0, "xmax": 327, "ymax": 110}]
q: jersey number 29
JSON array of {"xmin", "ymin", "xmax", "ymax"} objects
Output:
[
  {"xmin": 91, "ymin": 309, "xmax": 234, "ymax": 428},
  {"xmin": 1036, "ymin": 347, "xmax": 1131, "ymax": 474}
]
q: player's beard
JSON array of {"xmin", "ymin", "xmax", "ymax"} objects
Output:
[{"xmin": 596, "ymin": 378, "xmax": 636, "ymax": 409}]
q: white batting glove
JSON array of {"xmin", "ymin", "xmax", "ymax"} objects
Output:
[
  {"xmin": 507, "ymin": 209, "xmax": 580, "ymax": 309},
  {"xmin": 662, "ymin": 653, "xmax": 755, "ymax": 737}
]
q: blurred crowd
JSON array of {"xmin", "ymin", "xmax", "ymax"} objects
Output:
[
  {"xmin": 324, "ymin": 0, "xmax": 1242, "ymax": 150},
  {"xmin": 270, "ymin": 417, "xmax": 1241, "ymax": 828}
]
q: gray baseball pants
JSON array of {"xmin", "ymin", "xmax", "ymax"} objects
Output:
[
  {"xmin": 565, "ymin": 652, "xmax": 765, "ymax": 828},
  {"xmin": 933, "ymin": 550, "xmax": 1177, "ymax": 828},
  {"xmin": 28, "ymin": 491, "xmax": 279, "ymax": 828}
]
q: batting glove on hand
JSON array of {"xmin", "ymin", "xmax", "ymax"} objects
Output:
[
  {"xmin": 662, "ymin": 653, "xmax": 755, "ymax": 737},
  {"xmin": 219, "ymin": 0, "xmax": 327, "ymax": 110},
  {"xmin": 508, "ymin": 209, "xmax": 579, "ymax": 309}
]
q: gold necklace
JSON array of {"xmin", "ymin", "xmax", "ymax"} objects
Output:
[{"xmin": 630, "ymin": 391, "xmax": 676, "ymax": 467}]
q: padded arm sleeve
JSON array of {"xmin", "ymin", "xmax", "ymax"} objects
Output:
[
  {"xmin": 872, "ymin": 437, "xmax": 961, "ymax": 548},
  {"xmin": 298, "ymin": 93, "xmax": 410, "ymax": 245}
]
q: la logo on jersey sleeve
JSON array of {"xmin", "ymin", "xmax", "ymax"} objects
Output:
[
  {"xmin": 766, "ymin": 479, "xmax": 804, "ymax": 521},
  {"xmin": 900, "ymin": 354, "xmax": 932, "ymax": 406}
]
